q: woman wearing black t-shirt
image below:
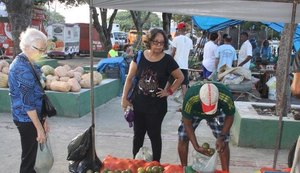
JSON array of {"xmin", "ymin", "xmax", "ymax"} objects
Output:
[{"xmin": 122, "ymin": 28, "xmax": 184, "ymax": 162}]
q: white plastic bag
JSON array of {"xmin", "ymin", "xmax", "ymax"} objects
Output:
[
  {"xmin": 222, "ymin": 73, "xmax": 244, "ymax": 85},
  {"xmin": 134, "ymin": 146, "xmax": 153, "ymax": 162},
  {"xmin": 192, "ymin": 150, "xmax": 218, "ymax": 173},
  {"xmin": 34, "ymin": 136, "xmax": 54, "ymax": 173},
  {"xmin": 266, "ymin": 76, "xmax": 276, "ymax": 90}
]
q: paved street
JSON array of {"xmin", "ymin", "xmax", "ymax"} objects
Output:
[{"xmin": 0, "ymin": 95, "xmax": 290, "ymax": 173}]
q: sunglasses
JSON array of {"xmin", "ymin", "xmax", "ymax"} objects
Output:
[
  {"xmin": 32, "ymin": 46, "xmax": 47, "ymax": 53},
  {"xmin": 151, "ymin": 40, "xmax": 164, "ymax": 46}
]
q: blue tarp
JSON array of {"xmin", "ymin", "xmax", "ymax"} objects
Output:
[
  {"xmin": 192, "ymin": 16, "xmax": 242, "ymax": 32},
  {"xmin": 96, "ymin": 57, "xmax": 127, "ymax": 84},
  {"xmin": 262, "ymin": 22, "xmax": 300, "ymax": 51},
  {"xmin": 192, "ymin": 16, "xmax": 300, "ymax": 51}
]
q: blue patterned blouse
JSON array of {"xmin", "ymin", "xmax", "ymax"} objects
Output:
[{"xmin": 8, "ymin": 53, "xmax": 44, "ymax": 122}]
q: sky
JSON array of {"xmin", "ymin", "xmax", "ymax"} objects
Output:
[
  {"xmin": 49, "ymin": 2, "xmax": 90, "ymax": 24},
  {"xmin": 49, "ymin": 1, "xmax": 162, "ymax": 24}
]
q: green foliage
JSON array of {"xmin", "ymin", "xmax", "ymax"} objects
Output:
[
  {"xmin": 34, "ymin": 0, "xmax": 49, "ymax": 5},
  {"xmin": 113, "ymin": 11, "xmax": 132, "ymax": 31},
  {"xmin": 113, "ymin": 11, "xmax": 161, "ymax": 31},
  {"xmin": 55, "ymin": 0, "xmax": 87, "ymax": 6},
  {"xmin": 143, "ymin": 13, "xmax": 161, "ymax": 30},
  {"xmin": 44, "ymin": 9, "xmax": 65, "ymax": 26},
  {"xmin": 172, "ymin": 14, "xmax": 191, "ymax": 24},
  {"xmin": 241, "ymin": 22, "xmax": 261, "ymax": 31}
]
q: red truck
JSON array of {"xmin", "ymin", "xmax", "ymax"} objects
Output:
[{"xmin": 76, "ymin": 23, "xmax": 104, "ymax": 56}]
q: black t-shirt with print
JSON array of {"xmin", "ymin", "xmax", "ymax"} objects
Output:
[{"xmin": 132, "ymin": 52, "xmax": 179, "ymax": 114}]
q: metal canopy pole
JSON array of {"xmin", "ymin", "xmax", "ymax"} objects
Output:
[
  {"xmin": 272, "ymin": 0, "xmax": 297, "ymax": 169},
  {"xmin": 89, "ymin": 0, "xmax": 96, "ymax": 166}
]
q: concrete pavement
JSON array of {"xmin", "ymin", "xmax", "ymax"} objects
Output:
[{"xmin": 0, "ymin": 96, "xmax": 290, "ymax": 173}]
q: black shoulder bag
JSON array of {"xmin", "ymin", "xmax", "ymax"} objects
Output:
[{"xmin": 26, "ymin": 59, "xmax": 57, "ymax": 117}]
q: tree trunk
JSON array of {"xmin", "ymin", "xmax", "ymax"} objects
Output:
[
  {"xmin": 5, "ymin": 0, "xmax": 33, "ymax": 57},
  {"xmin": 130, "ymin": 11, "xmax": 150, "ymax": 50},
  {"xmin": 162, "ymin": 13, "xmax": 172, "ymax": 35},
  {"xmin": 91, "ymin": 7, "xmax": 117, "ymax": 51}
]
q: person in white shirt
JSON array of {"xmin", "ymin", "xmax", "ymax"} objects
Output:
[
  {"xmin": 215, "ymin": 35, "xmax": 237, "ymax": 71},
  {"xmin": 238, "ymin": 32, "xmax": 252, "ymax": 69},
  {"xmin": 202, "ymin": 32, "xmax": 218, "ymax": 79},
  {"xmin": 171, "ymin": 22, "xmax": 193, "ymax": 98}
]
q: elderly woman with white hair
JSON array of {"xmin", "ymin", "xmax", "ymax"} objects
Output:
[{"xmin": 8, "ymin": 28, "xmax": 49, "ymax": 173}]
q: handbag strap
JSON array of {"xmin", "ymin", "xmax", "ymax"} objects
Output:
[
  {"xmin": 134, "ymin": 50, "xmax": 142, "ymax": 76},
  {"xmin": 136, "ymin": 50, "xmax": 142, "ymax": 65},
  {"xmin": 23, "ymin": 55, "xmax": 45, "ymax": 94}
]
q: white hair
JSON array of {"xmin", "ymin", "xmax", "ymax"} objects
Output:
[{"xmin": 19, "ymin": 28, "xmax": 47, "ymax": 52}]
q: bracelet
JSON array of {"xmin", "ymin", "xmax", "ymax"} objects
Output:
[
  {"xmin": 218, "ymin": 133, "xmax": 227, "ymax": 140},
  {"xmin": 167, "ymin": 88, "xmax": 173, "ymax": 95}
]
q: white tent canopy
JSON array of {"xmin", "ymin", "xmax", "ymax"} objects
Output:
[
  {"xmin": 92, "ymin": 0, "xmax": 300, "ymax": 23},
  {"xmin": 90, "ymin": 0, "xmax": 298, "ymax": 170}
]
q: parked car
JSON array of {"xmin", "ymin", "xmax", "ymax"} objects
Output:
[{"xmin": 111, "ymin": 31, "xmax": 127, "ymax": 48}]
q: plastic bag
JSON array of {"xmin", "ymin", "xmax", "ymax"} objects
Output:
[
  {"xmin": 34, "ymin": 136, "xmax": 54, "ymax": 173},
  {"xmin": 69, "ymin": 154, "xmax": 102, "ymax": 173},
  {"xmin": 134, "ymin": 146, "xmax": 153, "ymax": 162},
  {"xmin": 266, "ymin": 76, "xmax": 276, "ymax": 90},
  {"xmin": 192, "ymin": 150, "xmax": 218, "ymax": 173},
  {"xmin": 69, "ymin": 149, "xmax": 102, "ymax": 173},
  {"xmin": 232, "ymin": 67, "xmax": 251, "ymax": 80},
  {"xmin": 221, "ymin": 73, "xmax": 244, "ymax": 85},
  {"xmin": 67, "ymin": 127, "xmax": 91, "ymax": 161},
  {"xmin": 124, "ymin": 106, "xmax": 134, "ymax": 127},
  {"xmin": 68, "ymin": 126, "xmax": 103, "ymax": 173},
  {"xmin": 207, "ymin": 71, "xmax": 218, "ymax": 82}
]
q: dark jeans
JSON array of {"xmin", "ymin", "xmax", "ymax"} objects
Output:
[
  {"xmin": 133, "ymin": 110, "xmax": 166, "ymax": 162},
  {"xmin": 14, "ymin": 121, "xmax": 38, "ymax": 173}
]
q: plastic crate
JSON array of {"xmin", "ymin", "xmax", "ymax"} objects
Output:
[{"xmin": 104, "ymin": 66, "xmax": 120, "ymax": 78}]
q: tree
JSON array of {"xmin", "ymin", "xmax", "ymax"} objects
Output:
[
  {"xmin": 162, "ymin": 13, "xmax": 172, "ymax": 35},
  {"xmin": 130, "ymin": 11, "xmax": 151, "ymax": 50},
  {"xmin": 44, "ymin": 8, "xmax": 65, "ymax": 26},
  {"xmin": 91, "ymin": 7, "xmax": 118, "ymax": 50},
  {"xmin": 142, "ymin": 13, "xmax": 160, "ymax": 30},
  {"xmin": 114, "ymin": 11, "xmax": 160, "ymax": 32},
  {"xmin": 113, "ymin": 11, "xmax": 132, "ymax": 31},
  {"xmin": 55, "ymin": 0, "xmax": 119, "ymax": 51},
  {"xmin": 2, "ymin": 0, "xmax": 33, "ymax": 56},
  {"xmin": 172, "ymin": 14, "xmax": 191, "ymax": 24}
]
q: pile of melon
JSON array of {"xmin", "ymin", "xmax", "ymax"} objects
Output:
[
  {"xmin": 0, "ymin": 60, "xmax": 9, "ymax": 88},
  {"xmin": 41, "ymin": 64, "xmax": 102, "ymax": 92}
]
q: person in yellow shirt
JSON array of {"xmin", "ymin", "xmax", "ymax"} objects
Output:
[{"xmin": 108, "ymin": 43, "xmax": 119, "ymax": 58}]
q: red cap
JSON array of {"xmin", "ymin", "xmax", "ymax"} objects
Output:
[{"xmin": 177, "ymin": 22, "xmax": 186, "ymax": 30}]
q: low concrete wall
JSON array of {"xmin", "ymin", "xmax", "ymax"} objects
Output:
[
  {"xmin": 231, "ymin": 102, "xmax": 300, "ymax": 149},
  {"xmin": 0, "ymin": 79, "xmax": 121, "ymax": 117}
]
